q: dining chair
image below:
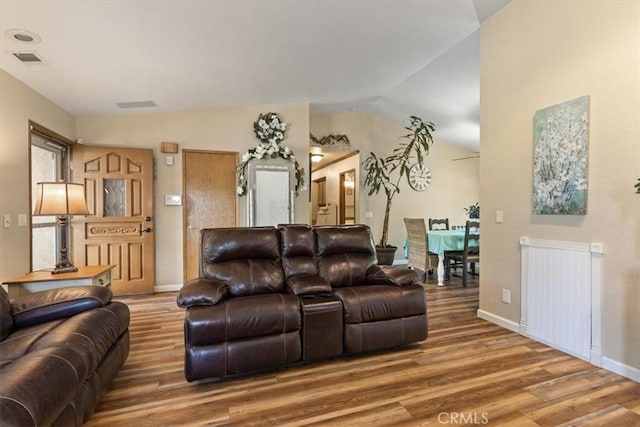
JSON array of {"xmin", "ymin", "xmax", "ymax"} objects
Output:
[
  {"xmin": 429, "ymin": 217, "xmax": 463, "ymax": 274},
  {"xmin": 403, "ymin": 218, "xmax": 439, "ymax": 282},
  {"xmin": 428, "ymin": 218, "xmax": 450, "ymax": 230},
  {"xmin": 444, "ymin": 220, "xmax": 479, "ymax": 287}
]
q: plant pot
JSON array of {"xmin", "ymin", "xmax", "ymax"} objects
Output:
[{"xmin": 375, "ymin": 245, "xmax": 397, "ymax": 266}]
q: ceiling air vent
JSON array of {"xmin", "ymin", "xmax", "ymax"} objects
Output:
[
  {"xmin": 13, "ymin": 52, "xmax": 43, "ymax": 63},
  {"xmin": 116, "ymin": 100, "xmax": 158, "ymax": 109}
]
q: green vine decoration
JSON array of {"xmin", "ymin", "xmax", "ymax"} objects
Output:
[{"xmin": 310, "ymin": 133, "xmax": 351, "ymax": 146}]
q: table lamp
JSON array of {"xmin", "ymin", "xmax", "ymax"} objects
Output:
[{"xmin": 33, "ymin": 182, "xmax": 90, "ymax": 274}]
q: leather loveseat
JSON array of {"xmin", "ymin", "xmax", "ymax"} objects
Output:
[
  {"xmin": 0, "ymin": 285, "xmax": 130, "ymax": 426},
  {"xmin": 177, "ymin": 224, "xmax": 427, "ymax": 382}
]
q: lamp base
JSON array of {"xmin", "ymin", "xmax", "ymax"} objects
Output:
[
  {"xmin": 52, "ymin": 263, "xmax": 79, "ymax": 274},
  {"xmin": 53, "ymin": 221, "xmax": 77, "ymax": 274}
]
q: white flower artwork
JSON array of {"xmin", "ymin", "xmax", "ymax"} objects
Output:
[{"xmin": 532, "ymin": 96, "xmax": 589, "ymax": 215}]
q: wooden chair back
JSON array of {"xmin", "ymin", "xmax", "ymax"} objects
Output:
[
  {"xmin": 428, "ymin": 218, "xmax": 449, "ymax": 230},
  {"xmin": 463, "ymin": 220, "xmax": 480, "ymax": 259}
]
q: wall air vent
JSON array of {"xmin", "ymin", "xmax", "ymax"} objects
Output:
[
  {"xmin": 12, "ymin": 52, "xmax": 43, "ymax": 63},
  {"xmin": 116, "ymin": 100, "xmax": 158, "ymax": 109}
]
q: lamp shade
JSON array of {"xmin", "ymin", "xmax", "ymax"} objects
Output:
[{"xmin": 33, "ymin": 182, "xmax": 90, "ymax": 216}]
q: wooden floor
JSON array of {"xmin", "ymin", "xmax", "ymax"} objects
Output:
[{"xmin": 87, "ymin": 274, "xmax": 640, "ymax": 426}]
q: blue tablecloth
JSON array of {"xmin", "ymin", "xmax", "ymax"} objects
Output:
[
  {"xmin": 404, "ymin": 229, "xmax": 467, "ymax": 258},
  {"xmin": 427, "ymin": 230, "xmax": 467, "ymax": 257}
]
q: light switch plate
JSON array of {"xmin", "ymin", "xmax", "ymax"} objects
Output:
[
  {"xmin": 495, "ymin": 210, "xmax": 504, "ymax": 223},
  {"xmin": 165, "ymin": 194, "xmax": 182, "ymax": 206}
]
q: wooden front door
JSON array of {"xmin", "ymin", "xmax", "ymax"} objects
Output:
[
  {"xmin": 71, "ymin": 146, "xmax": 154, "ymax": 295},
  {"xmin": 183, "ymin": 150, "xmax": 238, "ymax": 284}
]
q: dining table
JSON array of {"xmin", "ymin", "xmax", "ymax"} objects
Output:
[
  {"xmin": 404, "ymin": 229, "xmax": 467, "ymax": 286},
  {"xmin": 428, "ymin": 229, "xmax": 467, "ymax": 286}
]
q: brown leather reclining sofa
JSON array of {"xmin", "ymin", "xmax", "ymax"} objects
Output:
[
  {"xmin": 177, "ymin": 224, "xmax": 427, "ymax": 382},
  {"xmin": 0, "ymin": 286, "xmax": 130, "ymax": 426}
]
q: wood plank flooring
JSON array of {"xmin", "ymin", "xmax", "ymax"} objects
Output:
[{"xmin": 87, "ymin": 274, "xmax": 640, "ymax": 426}]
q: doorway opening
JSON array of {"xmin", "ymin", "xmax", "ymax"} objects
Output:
[
  {"xmin": 309, "ymin": 151, "xmax": 359, "ymax": 226},
  {"xmin": 339, "ymin": 169, "xmax": 356, "ymax": 224},
  {"xmin": 311, "ymin": 177, "xmax": 326, "ymax": 225}
]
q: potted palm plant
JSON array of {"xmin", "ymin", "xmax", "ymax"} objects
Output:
[{"xmin": 363, "ymin": 116, "xmax": 435, "ymax": 264}]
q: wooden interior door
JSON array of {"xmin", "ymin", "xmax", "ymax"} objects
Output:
[
  {"xmin": 183, "ymin": 150, "xmax": 238, "ymax": 284},
  {"xmin": 71, "ymin": 146, "xmax": 154, "ymax": 295}
]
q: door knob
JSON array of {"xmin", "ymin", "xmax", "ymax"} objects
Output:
[
  {"xmin": 142, "ymin": 227, "xmax": 152, "ymax": 233},
  {"xmin": 145, "ymin": 216, "xmax": 151, "ymax": 221}
]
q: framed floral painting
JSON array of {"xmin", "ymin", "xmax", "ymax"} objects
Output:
[{"xmin": 532, "ymin": 96, "xmax": 589, "ymax": 215}]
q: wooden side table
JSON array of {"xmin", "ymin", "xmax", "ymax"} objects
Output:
[{"xmin": 2, "ymin": 265, "xmax": 115, "ymax": 299}]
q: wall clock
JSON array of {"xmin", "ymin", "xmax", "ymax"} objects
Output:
[{"xmin": 408, "ymin": 163, "xmax": 432, "ymax": 191}]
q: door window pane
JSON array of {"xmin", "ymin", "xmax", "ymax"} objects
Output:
[{"xmin": 104, "ymin": 179, "xmax": 126, "ymax": 217}]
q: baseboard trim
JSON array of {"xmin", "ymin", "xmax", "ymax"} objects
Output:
[
  {"xmin": 478, "ymin": 309, "xmax": 638, "ymax": 383},
  {"xmin": 476, "ymin": 309, "xmax": 520, "ymax": 333},
  {"xmin": 154, "ymin": 284, "xmax": 182, "ymax": 293},
  {"xmin": 602, "ymin": 357, "xmax": 640, "ymax": 382}
]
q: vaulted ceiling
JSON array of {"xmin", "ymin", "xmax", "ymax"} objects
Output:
[{"xmin": 0, "ymin": 0, "xmax": 510, "ymax": 152}]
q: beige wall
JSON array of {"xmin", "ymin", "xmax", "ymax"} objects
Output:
[
  {"xmin": 0, "ymin": 69, "xmax": 77, "ymax": 283},
  {"xmin": 76, "ymin": 104, "xmax": 310, "ymax": 287},
  {"xmin": 311, "ymin": 112, "xmax": 480, "ymax": 257},
  {"xmin": 480, "ymin": 1, "xmax": 640, "ymax": 372}
]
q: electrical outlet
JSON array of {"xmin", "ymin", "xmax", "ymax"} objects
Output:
[
  {"xmin": 502, "ymin": 289, "xmax": 511, "ymax": 304},
  {"xmin": 365, "ymin": 211, "xmax": 373, "ymax": 218},
  {"xmin": 3, "ymin": 214, "xmax": 10, "ymax": 228}
]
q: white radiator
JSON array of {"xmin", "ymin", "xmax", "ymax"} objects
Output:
[{"xmin": 520, "ymin": 237, "xmax": 603, "ymax": 365}]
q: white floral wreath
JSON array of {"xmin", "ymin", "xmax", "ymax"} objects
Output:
[
  {"xmin": 237, "ymin": 113, "xmax": 304, "ymax": 196},
  {"xmin": 253, "ymin": 112, "xmax": 286, "ymax": 144}
]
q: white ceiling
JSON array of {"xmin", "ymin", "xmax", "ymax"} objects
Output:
[{"xmin": 0, "ymin": 0, "xmax": 510, "ymax": 152}]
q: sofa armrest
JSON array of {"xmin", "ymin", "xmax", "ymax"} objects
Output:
[
  {"xmin": 366, "ymin": 265, "xmax": 420, "ymax": 287},
  {"xmin": 177, "ymin": 278, "xmax": 229, "ymax": 308},
  {"xmin": 11, "ymin": 286, "xmax": 112, "ymax": 328},
  {"xmin": 286, "ymin": 274, "xmax": 332, "ymax": 295}
]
